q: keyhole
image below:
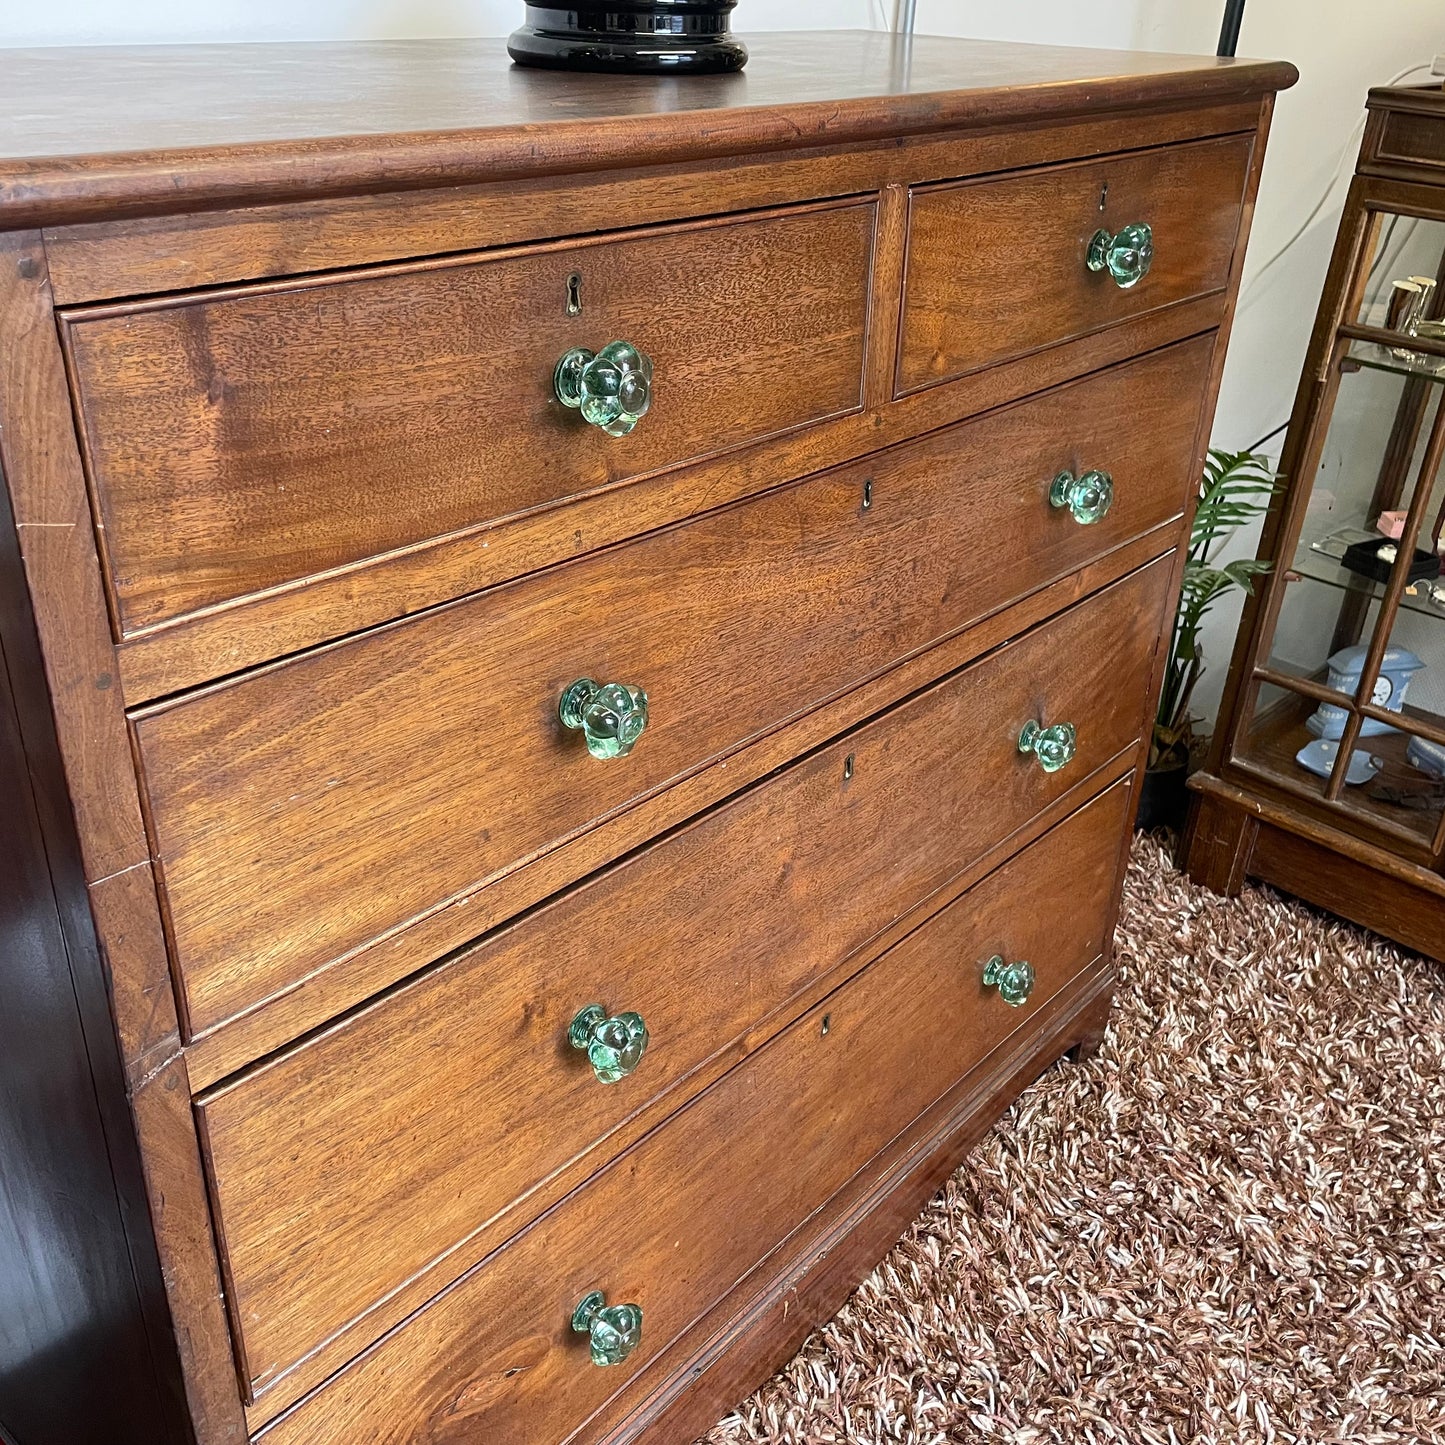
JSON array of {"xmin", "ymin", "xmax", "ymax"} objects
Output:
[
  {"xmin": 861, "ymin": 478, "xmax": 873, "ymax": 512},
  {"xmin": 821, "ymin": 1014, "xmax": 832, "ymax": 1037},
  {"xmin": 843, "ymin": 753, "xmax": 854, "ymax": 782},
  {"xmin": 566, "ymin": 272, "xmax": 583, "ymax": 316},
  {"xmin": 1099, "ymin": 182, "xmax": 1109, "ymax": 212}
]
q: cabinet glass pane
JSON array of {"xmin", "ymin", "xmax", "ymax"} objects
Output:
[
  {"xmin": 1368, "ymin": 600, "xmax": 1445, "ymax": 813},
  {"xmin": 1260, "ymin": 572, "xmax": 1371, "ymax": 697},
  {"xmin": 1239, "ymin": 670, "xmax": 1443, "ymax": 851},
  {"xmin": 1355, "ymin": 212, "xmax": 1445, "ymax": 333},
  {"xmin": 1293, "ymin": 363, "xmax": 1445, "ymax": 578},
  {"xmin": 1342, "ymin": 721, "xmax": 1443, "ymax": 851},
  {"xmin": 1238, "ymin": 680, "xmax": 1328, "ymax": 800}
]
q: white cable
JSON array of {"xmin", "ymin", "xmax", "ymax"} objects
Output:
[{"xmin": 1240, "ymin": 61, "xmax": 1433, "ymax": 302}]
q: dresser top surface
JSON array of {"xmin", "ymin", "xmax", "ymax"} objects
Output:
[{"xmin": 0, "ymin": 30, "xmax": 1294, "ymax": 226}]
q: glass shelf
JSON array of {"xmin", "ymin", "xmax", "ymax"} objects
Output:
[
  {"xmin": 1345, "ymin": 339, "xmax": 1445, "ymax": 383},
  {"xmin": 1292, "ymin": 539, "xmax": 1445, "ymax": 626}
]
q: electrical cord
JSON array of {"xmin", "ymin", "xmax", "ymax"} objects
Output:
[
  {"xmin": 1246, "ymin": 421, "xmax": 1290, "ymax": 455},
  {"xmin": 1240, "ymin": 60, "xmax": 1434, "ymax": 301},
  {"xmin": 1233, "ymin": 61, "xmax": 1435, "ymax": 457}
]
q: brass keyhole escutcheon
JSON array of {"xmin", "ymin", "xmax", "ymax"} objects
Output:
[{"xmin": 566, "ymin": 272, "xmax": 583, "ymax": 317}]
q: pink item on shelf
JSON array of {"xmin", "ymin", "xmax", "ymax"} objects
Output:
[{"xmin": 1377, "ymin": 509, "xmax": 1409, "ymax": 539}]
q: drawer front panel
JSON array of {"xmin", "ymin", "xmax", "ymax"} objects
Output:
[
  {"xmin": 898, "ymin": 134, "xmax": 1250, "ymax": 392},
  {"xmin": 65, "ymin": 200, "xmax": 874, "ymax": 634},
  {"xmin": 257, "ymin": 778, "xmax": 1132, "ymax": 1445},
  {"xmin": 136, "ymin": 336, "xmax": 1210, "ymax": 1037},
  {"xmin": 200, "ymin": 558, "xmax": 1171, "ymax": 1396}
]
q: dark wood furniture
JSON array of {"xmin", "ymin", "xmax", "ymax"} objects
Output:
[
  {"xmin": 1184, "ymin": 83, "xmax": 1445, "ymax": 962},
  {"xmin": 0, "ymin": 33, "xmax": 1291, "ymax": 1445}
]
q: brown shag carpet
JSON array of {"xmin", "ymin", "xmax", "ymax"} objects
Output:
[{"xmin": 699, "ymin": 835, "xmax": 1445, "ymax": 1444}]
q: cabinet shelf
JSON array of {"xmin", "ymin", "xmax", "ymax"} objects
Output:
[
  {"xmin": 1291, "ymin": 546, "xmax": 1445, "ymax": 625},
  {"xmin": 1345, "ymin": 339, "xmax": 1445, "ymax": 382}
]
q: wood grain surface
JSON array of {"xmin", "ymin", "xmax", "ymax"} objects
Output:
[
  {"xmin": 899, "ymin": 132, "xmax": 1252, "ymax": 389},
  {"xmin": 254, "ymin": 779, "xmax": 1129, "ymax": 1445},
  {"xmin": 198, "ymin": 557, "xmax": 1170, "ymax": 1405},
  {"xmin": 0, "ymin": 36, "xmax": 1293, "ymax": 1445},
  {"xmin": 65, "ymin": 200, "xmax": 873, "ymax": 633},
  {"xmin": 43, "ymin": 102, "xmax": 1262, "ymax": 307},
  {"xmin": 133, "ymin": 337, "xmax": 1209, "ymax": 1039},
  {"xmin": 0, "ymin": 232, "xmax": 248, "ymax": 1444},
  {"xmin": 0, "ymin": 34, "xmax": 1294, "ymax": 225},
  {"xmin": 109, "ymin": 294, "xmax": 1229, "ymax": 710}
]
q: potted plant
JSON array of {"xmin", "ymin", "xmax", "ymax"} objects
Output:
[{"xmin": 1140, "ymin": 447, "xmax": 1280, "ymax": 832}]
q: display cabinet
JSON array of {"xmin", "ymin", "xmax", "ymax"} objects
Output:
[{"xmin": 1185, "ymin": 82, "xmax": 1445, "ymax": 960}]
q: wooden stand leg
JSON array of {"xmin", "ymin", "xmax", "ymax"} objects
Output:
[{"xmin": 1179, "ymin": 782, "xmax": 1257, "ymax": 898}]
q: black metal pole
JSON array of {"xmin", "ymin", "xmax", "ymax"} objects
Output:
[{"xmin": 1217, "ymin": 0, "xmax": 1247, "ymax": 57}]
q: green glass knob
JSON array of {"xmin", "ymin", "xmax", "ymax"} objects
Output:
[
  {"xmin": 1086, "ymin": 222, "xmax": 1153, "ymax": 289},
  {"xmin": 569, "ymin": 1004, "xmax": 649, "ymax": 1083},
  {"xmin": 983, "ymin": 954, "xmax": 1036, "ymax": 1008},
  {"xmin": 1050, "ymin": 468, "xmax": 1114, "ymax": 525},
  {"xmin": 559, "ymin": 678, "xmax": 648, "ymax": 760},
  {"xmin": 572, "ymin": 1290, "xmax": 643, "ymax": 1367},
  {"xmin": 1018, "ymin": 720, "xmax": 1077, "ymax": 774},
  {"xmin": 554, "ymin": 341, "xmax": 653, "ymax": 437}
]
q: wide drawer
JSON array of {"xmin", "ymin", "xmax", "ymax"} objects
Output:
[
  {"xmin": 255, "ymin": 776, "xmax": 1131, "ymax": 1445},
  {"xmin": 134, "ymin": 336, "xmax": 1209, "ymax": 1037},
  {"xmin": 63, "ymin": 199, "xmax": 874, "ymax": 634},
  {"xmin": 199, "ymin": 557, "xmax": 1170, "ymax": 1402},
  {"xmin": 897, "ymin": 133, "xmax": 1251, "ymax": 392}
]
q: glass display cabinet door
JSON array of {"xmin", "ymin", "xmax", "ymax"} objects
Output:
[{"xmin": 1231, "ymin": 209, "xmax": 1445, "ymax": 863}]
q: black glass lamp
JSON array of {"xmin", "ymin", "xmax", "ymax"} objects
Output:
[{"xmin": 509, "ymin": 3, "xmax": 749, "ymax": 74}]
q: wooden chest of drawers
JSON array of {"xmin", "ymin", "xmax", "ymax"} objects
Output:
[{"xmin": 0, "ymin": 32, "xmax": 1292, "ymax": 1445}]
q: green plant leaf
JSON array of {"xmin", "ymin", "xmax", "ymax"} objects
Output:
[{"xmin": 1158, "ymin": 448, "xmax": 1284, "ymax": 750}]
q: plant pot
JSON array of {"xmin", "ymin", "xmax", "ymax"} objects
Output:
[
  {"xmin": 508, "ymin": 3, "xmax": 749, "ymax": 74},
  {"xmin": 1136, "ymin": 764, "xmax": 1190, "ymax": 833}
]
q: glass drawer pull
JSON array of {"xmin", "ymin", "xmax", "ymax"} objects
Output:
[
  {"xmin": 554, "ymin": 341, "xmax": 653, "ymax": 436},
  {"xmin": 1050, "ymin": 468, "xmax": 1114, "ymax": 525},
  {"xmin": 572, "ymin": 1290, "xmax": 643, "ymax": 1367},
  {"xmin": 559, "ymin": 678, "xmax": 648, "ymax": 760},
  {"xmin": 1086, "ymin": 222, "xmax": 1153, "ymax": 289},
  {"xmin": 1018, "ymin": 720, "xmax": 1077, "ymax": 773},
  {"xmin": 983, "ymin": 954, "xmax": 1036, "ymax": 1007},
  {"xmin": 569, "ymin": 1005, "xmax": 649, "ymax": 1083}
]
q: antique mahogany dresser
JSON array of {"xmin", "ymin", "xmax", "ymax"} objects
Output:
[{"xmin": 0, "ymin": 32, "xmax": 1292, "ymax": 1445}]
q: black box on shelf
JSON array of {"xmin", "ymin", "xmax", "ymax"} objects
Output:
[{"xmin": 1341, "ymin": 538, "xmax": 1440, "ymax": 585}]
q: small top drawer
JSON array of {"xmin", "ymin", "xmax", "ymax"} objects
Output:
[
  {"xmin": 62, "ymin": 199, "xmax": 874, "ymax": 635},
  {"xmin": 897, "ymin": 133, "xmax": 1253, "ymax": 392}
]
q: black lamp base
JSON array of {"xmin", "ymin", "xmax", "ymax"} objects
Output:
[{"xmin": 508, "ymin": 3, "xmax": 749, "ymax": 75}]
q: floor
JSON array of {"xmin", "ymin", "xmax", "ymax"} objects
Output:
[{"xmin": 699, "ymin": 834, "xmax": 1445, "ymax": 1444}]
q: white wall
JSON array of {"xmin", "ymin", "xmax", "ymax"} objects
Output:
[
  {"xmin": 6, "ymin": 1, "xmax": 1443, "ymax": 726},
  {"xmin": 0, "ymin": 1, "xmax": 880, "ymax": 45}
]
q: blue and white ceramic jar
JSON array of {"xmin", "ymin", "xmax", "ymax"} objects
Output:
[{"xmin": 1306, "ymin": 643, "xmax": 1425, "ymax": 739}]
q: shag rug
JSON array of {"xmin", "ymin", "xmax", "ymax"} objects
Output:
[{"xmin": 699, "ymin": 834, "xmax": 1445, "ymax": 1444}]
